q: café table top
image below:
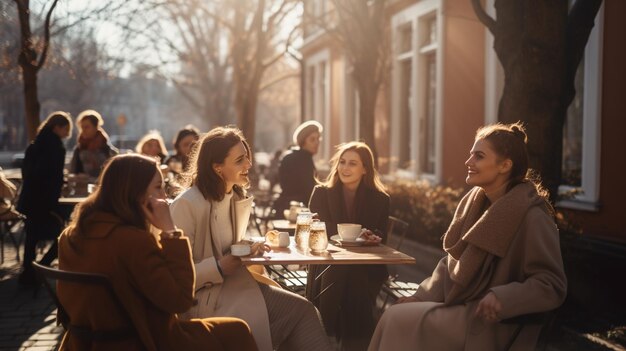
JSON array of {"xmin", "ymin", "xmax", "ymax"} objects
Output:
[
  {"xmin": 270, "ymin": 219, "xmax": 297, "ymax": 231},
  {"xmin": 240, "ymin": 237, "xmax": 415, "ymax": 266}
]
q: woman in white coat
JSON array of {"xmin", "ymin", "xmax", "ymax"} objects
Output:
[
  {"xmin": 170, "ymin": 126, "xmax": 332, "ymax": 351},
  {"xmin": 369, "ymin": 122, "xmax": 567, "ymax": 350}
]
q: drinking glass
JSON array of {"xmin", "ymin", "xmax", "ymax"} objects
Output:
[
  {"xmin": 308, "ymin": 221, "xmax": 328, "ymax": 254},
  {"xmin": 294, "ymin": 212, "xmax": 313, "ymax": 250}
]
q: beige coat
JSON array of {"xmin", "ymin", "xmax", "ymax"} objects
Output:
[
  {"xmin": 369, "ymin": 183, "xmax": 567, "ymax": 351},
  {"xmin": 170, "ymin": 186, "xmax": 273, "ymax": 351}
]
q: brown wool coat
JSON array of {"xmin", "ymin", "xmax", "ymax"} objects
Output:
[
  {"xmin": 369, "ymin": 183, "xmax": 567, "ymax": 351},
  {"xmin": 57, "ymin": 211, "xmax": 256, "ymax": 351}
]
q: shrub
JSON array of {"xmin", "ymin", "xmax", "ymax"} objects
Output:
[{"xmin": 386, "ymin": 179, "xmax": 464, "ymax": 248}]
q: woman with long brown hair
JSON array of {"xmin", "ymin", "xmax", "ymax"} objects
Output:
[
  {"xmin": 58, "ymin": 154, "xmax": 258, "ymax": 351},
  {"xmin": 369, "ymin": 123, "xmax": 567, "ymax": 350},
  {"xmin": 307, "ymin": 141, "xmax": 389, "ymax": 350},
  {"xmin": 170, "ymin": 126, "xmax": 332, "ymax": 351}
]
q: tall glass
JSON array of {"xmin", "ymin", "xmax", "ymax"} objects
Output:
[
  {"xmin": 308, "ymin": 221, "xmax": 328, "ymax": 254},
  {"xmin": 294, "ymin": 212, "xmax": 313, "ymax": 250}
]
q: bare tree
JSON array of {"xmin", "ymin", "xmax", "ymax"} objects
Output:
[
  {"xmin": 472, "ymin": 0, "xmax": 603, "ymax": 200},
  {"xmin": 306, "ymin": 0, "xmax": 389, "ymax": 162},
  {"xmin": 11, "ymin": 0, "xmax": 121, "ymax": 142}
]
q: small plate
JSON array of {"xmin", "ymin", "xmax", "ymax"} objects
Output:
[{"xmin": 330, "ymin": 235, "xmax": 365, "ymax": 246}]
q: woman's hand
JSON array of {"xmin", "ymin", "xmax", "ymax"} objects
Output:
[
  {"xmin": 250, "ymin": 242, "xmax": 271, "ymax": 256},
  {"xmin": 218, "ymin": 254, "xmax": 242, "ymax": 276},
  {"xmin": 395, "ymin": 296, "xmax": 420, "ymax": 304},
  {"xmin": 361, "ymin": 229, "xmax": 382, "ymax": 246},
  {"xmin": 475, "ymin": 291, "xmax": 502, "ymax": 323},
  {"xmin": 142, "ymin": 195, "xmax": 176, "ymax": 233}
]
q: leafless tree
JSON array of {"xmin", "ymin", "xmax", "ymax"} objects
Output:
[{"xmin": 472, "ymin": 0, "xmax": 603, "ymax": 201}]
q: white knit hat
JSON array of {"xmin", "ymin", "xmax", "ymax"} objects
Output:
[{"xmin": 293, "ymin": 120, "xmax": 323, "ymax": 146}]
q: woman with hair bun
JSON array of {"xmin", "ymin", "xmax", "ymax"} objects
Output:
[{"xmin": 369, "ymin": 122, "xmax": 567, "ymax": 351}]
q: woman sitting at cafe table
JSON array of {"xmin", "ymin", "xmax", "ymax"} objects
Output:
[
  {"xmin": 58, "ymin": 154, "xmax": 258, "ymax": 351},
  {"xmin": 307, "ymin": 141, "xmax": 389, "ymax": 350},
  {"xmin": 170, "ymin": 126, "xmax": 332, "ymax": 351},
  {"xmin": 368, "ymin": 122, "xmax": 567, "ymax": 351}
]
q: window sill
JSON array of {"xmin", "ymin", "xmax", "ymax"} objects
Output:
[{"xmin": 556, "ymin": 199, "xmax": 601, "ymax": 212}]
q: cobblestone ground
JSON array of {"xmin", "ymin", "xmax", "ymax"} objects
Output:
[
  {"xmin": 1, "ymin": 228, "xmax": 621, "ymax": 351},
  {"xmin": 0, "ymin": 231, "xmax": 63, "ymax": 351}
]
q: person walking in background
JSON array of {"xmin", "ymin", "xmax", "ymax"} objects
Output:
[
  {"xmin": 273, "ymin": 120, "xmax": 323, "ymax": 215},
  {"xmin": 170, "ymin": 126, "xmax": 332, "ymax": 351},
  {"xmin": 69, "ymin": 109, "xmax": 117, "ymax": 179},
  {"xmin": 17, "ymin": 112, "xmax": 73, "ymax": 286},
  {"xmin": 369, "ymin": 122, "xmax": 567, "ymax": 351},
  {"xmin": 136, "ymin": 130, "xmax": 169, "ymax": 164},
  {"xmin": 307, "ymin": 141, "xmax": 389, "ymax": 350},
  {"xmin": 58, "ymin": 154, "xmax": 258, "ymax": 351},
  {"xmin": 165, "ymin": 125, "xmax": 200, "ymax": 174}
]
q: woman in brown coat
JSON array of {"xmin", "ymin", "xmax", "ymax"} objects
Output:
[
  {"xmin": 307, "ymin": 141, "xmax": 389, "ymax": 350},
  {"xmin": 369, "ymin": 123, "xmax": 567, "ymax": 351},
  {"xmin": 58, "ymin": 154, "xmax": 258, "ymax": 351}
]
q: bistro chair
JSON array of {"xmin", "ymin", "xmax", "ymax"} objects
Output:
[
  {"xmin": 501, "ymin": 311, "xmax": 556, "ymax": 351},
  {"xmin": 0, "ymin": 177, "xmax": 25, "ymax": 263},
  {"xmin": 32, "ymin": 262, "xmax": 138, "ymax": 348},
  {"xmin": 379, "ymin": 216, "xmax": 416, "ymax": 309}
]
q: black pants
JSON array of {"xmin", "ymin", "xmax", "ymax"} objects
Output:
[{"xmin": 22, "ymin": 211, "xmax": 66, "ymax": 272}]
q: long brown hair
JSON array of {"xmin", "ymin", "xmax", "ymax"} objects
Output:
[
  {"xmin": 321, "ymin": 141, "xmax": 387, "ymax": 194},
  {"xmin": 37, "ymin": 111, "xmax": 72, "ymax": 135},
  {"xmin": 182, "ymin": 126, "xmax": 250, "ymax": 201},
  {"xmin": 67, "ymin": 154, "xmax": 159, "ymax": 236},
  {"xmin": 475, "ymin": 122, "xmax": 551, "ymax": 204}
]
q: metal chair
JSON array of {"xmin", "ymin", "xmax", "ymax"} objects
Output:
[
  {"xmin": 501, "ymin": 311, "xmax": 555, "ymax": 351},
  {"xmin": 380, "ymin": 216, "xmax": 414, "ymax": 309},
  {"xmin": 32, "ymin": 262, "xmax": 138, "ymax": 347},
  {"xmin": 1, "ymin": 177, "xmax": 25, "ymax": 263}
]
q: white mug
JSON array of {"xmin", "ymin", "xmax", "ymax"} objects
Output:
[{"xmin": 278, "ymin": 231, "xmax": 290, "ymax": 247}]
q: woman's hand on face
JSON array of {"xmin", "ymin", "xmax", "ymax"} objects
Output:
[
  {"xmin": 475, "ymin": 291, "xmax": 502, "ymax": 323},
  {"xmin": 395, "ymin": 296, "xmax": 420, "ymax": 304},
  {"xmin": 142, "ymin": 195, "xmax": 176, "ymax": 232},
  {"xmin": 218, "ymin": 254, "xmax": 242, "ymax": 276}
]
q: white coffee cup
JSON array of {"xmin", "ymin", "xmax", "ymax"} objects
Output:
[
  {"xmin": 337, "ymin": 223, "xmax": 362, "ymax": 241},
  {"xmin": 278, "ymin": 231, "xmax": 290, "ymax": 247}
]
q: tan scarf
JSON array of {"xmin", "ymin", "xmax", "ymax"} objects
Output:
[
  {"xmin": 443, "ymin": 182, "xmax": 546, "ymax": 293},
  {"xmin": 78, "ymin": 129, "xmax": 108, "ymax": 150}
]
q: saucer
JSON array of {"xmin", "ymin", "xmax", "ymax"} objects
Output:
[{"xmin": 330, "ymin": 235, "xmax": 365, "ymax": 246}]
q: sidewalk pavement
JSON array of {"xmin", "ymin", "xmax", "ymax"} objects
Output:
[{"xmin": 1, "ymin": 230, "xmax": 620, "ymax": 351}]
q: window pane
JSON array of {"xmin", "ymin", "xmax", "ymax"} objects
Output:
[
  {"xmin": 562, "ymin": 58, "xmax": 584, "ymax": 187},
  {"xmin": 399, "ymin": 59, "xmax": 412, "ymax": 169},
  {"xmin": 420, "ymin": 54, "xmax": 436, "ymax": 174},
  {"xmin": 398, "ymin": 24, "xmax": 412, "ymax": 54}
]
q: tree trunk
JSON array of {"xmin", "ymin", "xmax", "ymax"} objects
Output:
[
  {"xmin": 494, "ymin": 0, "xmax": 568, "ymax": 200},
  {"xmin": 20, "ymin": 61, "xmax": 40, "ymax": 143},
  {"xmin": 356, "ymin": 81, "xmax": 379, "ymax": 163}
]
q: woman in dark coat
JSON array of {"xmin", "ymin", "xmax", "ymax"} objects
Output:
[
  {"xmin": 69, "ymin": 109, "xmax": 117, "ymax": 179},
  {"xmin": 307, "ymin": 141, "xmax": 389, "ymax": 350},
  {"xmin": 17, "ymin": 112, "xmax": 72, "ymax": 286}
]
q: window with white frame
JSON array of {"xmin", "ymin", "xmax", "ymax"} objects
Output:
[
  {"xmin": 305, "ymin": 50, "xmax": 331, "ymax": 160},
  {"xmin": 558, "ymin": 4, "xmax": 603, "ymax": 211},
  {"xmin": 390, "ymin": 0, "xmax": 441, "ymax": 181}
]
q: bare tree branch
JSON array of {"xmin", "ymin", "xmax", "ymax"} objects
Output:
[{"xmin": 471, "ymin": 0, "xmax": 496, "ymax": 35}]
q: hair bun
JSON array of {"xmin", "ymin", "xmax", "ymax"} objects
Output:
[{"xmin": 510, "ymin": 123, "xmax": 528, "ymax": 143}]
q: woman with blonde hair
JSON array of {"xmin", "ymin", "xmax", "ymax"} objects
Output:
[
  {"xmin": 69, "ymin": 109, "xmax": 117, "ymax": 179},
  {"xmin": 58, "ymin": 154, "xmax": 258, "ymax": 351},
  {"xmin": 136, "ymin": 130, "xmax": 169, "ymax": 164},
  {"xmin": 369, "ymin": 122, "xmax": 567, "ymax": 350},
  {"xmin": 170, "ymin": 126, "xmax": 332, "ymax": 351},
  {"xmin": 307, "ymin": 141, "xmax": 389, "ymax": 350}
]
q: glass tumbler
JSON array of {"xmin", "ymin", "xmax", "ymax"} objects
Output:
[
  {"xmin": 308, "ymin": 221, "xmax": 328, "ymax": 254},
  {"xmin": 294, "ymin": 212, "xmax": 313, "ymax": 250}
]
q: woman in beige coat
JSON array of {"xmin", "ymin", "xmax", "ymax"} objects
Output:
[
  {"xmin": 58, "ymin": 154, "xmax": 257, "ymax": 351},
  {"xmin": 170, "ymin": 126, "xmax": 332, "ymax": 351},
  {"xmin": 369, "ymin": 122, "xmax": 567, "ymax": 351}
]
